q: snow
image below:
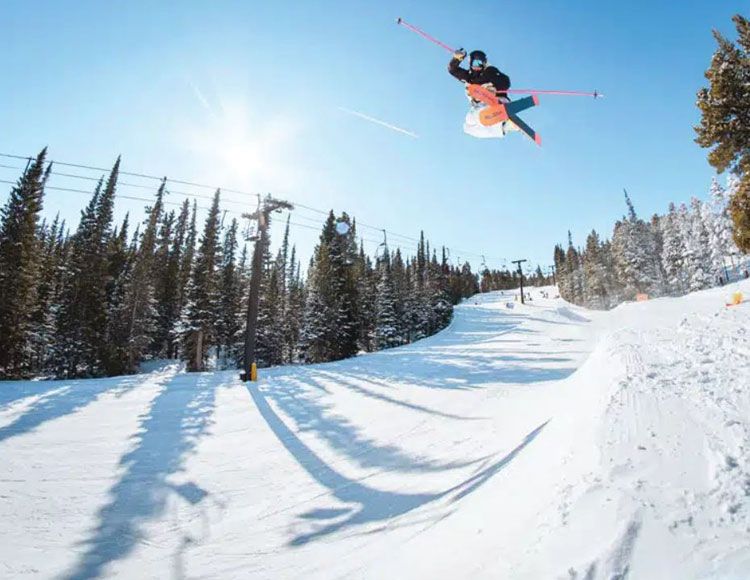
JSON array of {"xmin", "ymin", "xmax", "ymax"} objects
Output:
[{"xmin": 1, "ymin": 282, "xmax": 749, "ymax": 579}]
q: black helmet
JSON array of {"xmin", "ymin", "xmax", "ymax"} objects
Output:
[{"xmin": 469, "ymin": 50, "xmax": 487, "ymax": 68}]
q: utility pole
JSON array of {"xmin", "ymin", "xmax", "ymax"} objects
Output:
[
  {"xmin": 512, "ymin": 259, "xmax": 528, "ymax": 304},
  {"xmin": 240, "ymin": 194, "xmax": 293, "ymax": 382}
]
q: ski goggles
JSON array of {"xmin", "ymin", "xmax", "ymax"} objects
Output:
[{"xmin": 471, "ymin": 59, "xmax": 486, "ymax": 68}]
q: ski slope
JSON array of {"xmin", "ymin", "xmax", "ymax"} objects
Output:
[{"xmin": 1, "ymin": 282, "xmax": 749, "ymax": 579}]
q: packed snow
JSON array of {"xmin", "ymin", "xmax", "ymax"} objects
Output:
[{"xmin": 1, "ymin": 281, "xmax": 749, "ymax": 579}]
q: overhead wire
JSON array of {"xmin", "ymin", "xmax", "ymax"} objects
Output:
[{"xmin": 0, "ymin": 151, "xmax": 524, "ymax": 270}]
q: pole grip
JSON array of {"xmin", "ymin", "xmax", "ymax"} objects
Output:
[{"xmin": 396, "ymin": 17, "xmax": 455, "ymax": 53}]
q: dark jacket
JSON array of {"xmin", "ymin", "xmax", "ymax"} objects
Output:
[{"xmin": 448, "ymin": 57, "xmax": 511, "ymax": 100}]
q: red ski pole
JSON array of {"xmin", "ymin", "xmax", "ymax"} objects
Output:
[
  {"xmin": 396, "ymin": 17, "xmax": 455, "ymax": 54},
  {"xmin": 396, "ymin": 17, "xmax": 603, "ymax": 98},
  {"xmin": 504, "ymin": 89, "xmax": 604, "ymax": 98}
]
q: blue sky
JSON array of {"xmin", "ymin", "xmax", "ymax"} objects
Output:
[{"xmin": 0, "ymin": 0, "xmax": 744, "ymax": 273}]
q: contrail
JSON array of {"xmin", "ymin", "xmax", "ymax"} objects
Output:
[{"xmin": 338, "ymin": 107, "xmax": 419, "ymax": 139}]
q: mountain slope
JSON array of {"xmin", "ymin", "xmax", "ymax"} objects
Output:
[{"xmin": 1, "ymin": 282, "xmax": 748, "ymax": 579}]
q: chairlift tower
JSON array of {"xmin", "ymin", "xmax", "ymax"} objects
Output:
[
  {"xmin": 240, "ymin": 194, "xmax": 293, "ymax": 382},
  {"xmin": 512, "ymin": 259, "xmax": 528, "ymax": 304}
]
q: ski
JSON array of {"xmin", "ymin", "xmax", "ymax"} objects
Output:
[
  {"xmin": 507, "ymin": 112, "xmax": 542, "ymax": 146},
  {"xmin": 479, "ymin": 95, "xmax": 539, "ymax": 127}
]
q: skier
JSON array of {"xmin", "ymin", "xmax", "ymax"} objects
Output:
[
  {"xmin": 448, "ymin": 49, "xmax": 511, "ymax": 106},
  {"xmin": 449, "ymin": 48, "xmax": 519, "ymax": 138}
]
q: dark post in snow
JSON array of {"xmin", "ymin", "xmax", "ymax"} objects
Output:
[
  {"xmin": 241, "ymin": 195, "xmax": 293, "ymax": 382},
  {"xmin": 549, "ymin": 264, "xmax": 556, "ymax": 286},
  {"xmin": 512, "ymin": 259, "xmax": 528, "ymax": 304}
]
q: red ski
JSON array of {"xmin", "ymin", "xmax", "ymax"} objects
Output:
[{"xmin": 467, "ymin": 84, "xmax": 542, "ymax": 146}]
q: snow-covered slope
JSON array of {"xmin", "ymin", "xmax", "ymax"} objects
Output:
[{"xmin": 1, "ymin": 282, "xmax": 748, "ymax": 579}]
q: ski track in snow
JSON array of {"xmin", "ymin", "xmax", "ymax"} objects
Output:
[{"xmin": 1, "ymin": 283, "xmax": 749, "ymax": 579}]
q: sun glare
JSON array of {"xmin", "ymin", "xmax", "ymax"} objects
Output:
[{"xmin": 182, "ymin": 86, "xmax": 303, "ymax": 191}]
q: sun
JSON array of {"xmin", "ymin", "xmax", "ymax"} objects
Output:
[{"xmin": 181, "ymin": 85, "xmax": 303, "ymax": 191}]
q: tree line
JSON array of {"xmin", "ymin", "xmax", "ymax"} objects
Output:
[
  {"xmin": 0, "ymin": 150, "xmax": 480, "ymax": 380},
  {"xmin": 555, "ymin": 13, "xmax": 750, "ymax": 310},
  {"xmin": 553, "ymin": 185, "xmax": 744, "ymax": 309}
]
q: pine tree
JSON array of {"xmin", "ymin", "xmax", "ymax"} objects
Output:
[
  {"xmin": 115, "ymin": 179, "xmax": 165, "ymax": 372},
  {"xmin": 553, "ymin": 244, "xmax": 567, "ymax": 297},
  {"xmin": 256, "ymin": 241, "xmax": 283, "ymax": 367},
  {"xmin": 729, "ymin": 173, "xmax": 750, "ymax": 252},
  {"xmin": 297, "ymin": 212, "xmax": 360, "ymax": 363},
  {"xmin": 354, "ymin": 244, "xmax": 376, "ymax": 352},
  {"xmin": 695, "ymin": 15, "xmax": 750, "ymax": 251},
  {"xmin": 582, "ymin": 230, "xmax": 609, "ymax": 309},
  {"xmin": 28, "ymin": 214, "xmax": 64, "ymax": 374},
  {"xmin": 683, "ymin": 197, "xmax": 714, "ymax": 291},
  {"xmin": 565, "ymin": 232, "xmax": 584, "ymax": 304},
  {"xmin": 660, "ymin": 203, "xmax": 687, "ymax": 294},
  {"xmin": 55, "ymin": 158, "xmax": 119, "ymax": 377},
  {"xmin": 151, "ymin": 209, "xmax": 176, "ymax": 358},
  {"xmin": 374, "ymin": 245, "xmax": 400, "ymax": 349},
  {"xmin": 181, "ymin": 190, "xmax": 222, "ymax": 371},
  {"xmin": 217, "ymin": 218, "xmax": 242, "ymax": 367},
  {"xmin": 0, "ymin": 149, "xmax": 47, "ymax": 377},
  {"xmin": 611, "ymin": 192, "xmax": 664, "ymax": 300},
  {"xmin": 285, "ymin": 248, "xmax": 305, "ymax": 362},
  {"xmin": 708, "ymin": 178, "xmax": 741, "ymax": 273}
]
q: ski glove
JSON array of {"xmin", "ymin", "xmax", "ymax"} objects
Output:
[{"xmin": 453, "ymin": 48, "xmax": 467, "ymax": 61}]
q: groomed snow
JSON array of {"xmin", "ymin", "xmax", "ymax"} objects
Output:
[{"xmin": 1, "ymin": 281, "xmax": 748, "ymax": 579}]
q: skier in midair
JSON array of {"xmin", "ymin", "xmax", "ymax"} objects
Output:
[
  {"xmin": 449, "ymin": 48, "xmax": 518, "ymax": 137},
  {"xmin": 448, "ymin": 49, "xmax": 511, "ymax": 105}
]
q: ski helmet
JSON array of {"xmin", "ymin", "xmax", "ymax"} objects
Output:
[{"xmin": 469, "ymin": 50, "xmax": 487, "ymax": 69}]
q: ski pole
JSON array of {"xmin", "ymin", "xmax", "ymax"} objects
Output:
[
  {"xmin": 503, "ymin": 89, "xmax": 603, "ymax": 98},
  {"xmin": 396, "ymin": 17, "xmax": 455, "ymax": 54},
  {"xmin": 396, "ymin": 17, "xmax": 603, "ymax": 98}
]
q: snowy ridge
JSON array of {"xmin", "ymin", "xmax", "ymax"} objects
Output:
[
  {"xmin": 517, "ymin": 283, "xmax": 750, "ymax": 579},
  {"xmin": 1, "ymin": 283, "xmax": 749, "ymax": 579}
]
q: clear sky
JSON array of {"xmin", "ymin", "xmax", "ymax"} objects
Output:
[{"xmin": 0, "ymin": 0, "xmax": 744, "ymax": 274}]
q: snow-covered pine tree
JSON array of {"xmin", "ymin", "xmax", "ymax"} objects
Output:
[
  {"xmin": 0, "ymin": 149, "xmax": 47, "ymax": 378},
  {"xmin": 105, "ymin": 179, "xmax": 165, "ymax": 374},
  {"xmin": 682, "ymin": 197, "xmax": 714, "ymax": 291},
  {"xmin": 298, "ymin": 212, "xmax": 360, "ymax": 363},
  {"xmin": 373, "ymin": 244, "xmax": 401, "ymax": 349},
  {"xmin": 582, "ymin": 230, "xmax": 609, "ymax": 309},
  {"xmin": 275, "ymin": 216, "xmax": 293, "ymax": 364},
  {"xmin": 354, "ymin": 243, "xmax": 376, "ymax": 352},
  {"xmin": 565, "ymin": 232, "xmax": 584, "ymax": 304},
  {"xmin": 284, "ymin": 246, "xmax": 305, "ymax": 362},
  {"xmin": 328, "ymin": 213, "xmax": 359, "ymax": 359},
  {"xmin": 217, "ymin": 218, "xmax": 242, "ymax": 368},
  {"xmin": 181, "ymin": 190, "xmax": 222, "ymax": 372},
  {"xmin": 659, "ymin": 203, "xmax": 687, "ymax": 295},
  {"xmin": 390, "ymin": 248, "xmax": 408, "ymax": 345},
  {"xmin": 429, "ymin": 248, "xmax": 453, "ymax": 332},
  {"xmin": 298, "ymin": 256, "xmax": 334, "ymax": 363},
  {"xmin": 553, "ymin": 244, "xmax": 567, "ymax": 297},
  {"xmin": 599, "ymin": 239, "xmax": 620, "ymax": 305},
  {"xmin": 611, "ymin": 192, "xmax": 664, "ymax": 300},
  {"xmin": 27, "ymin": 214, "xmax": 64, "ymax": 376},
  {"xmin": 151, "ymin": 208, "xmax": 176, "ymax": 358},
  {"xmin": 55, "ymin": 158, "xmax": 119, "ymax": 377},
  {"xmin": 256, "ymin": 240, "xmax": 284, "ymax": 367}
]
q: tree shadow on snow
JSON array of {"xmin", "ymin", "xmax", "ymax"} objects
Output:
[
  {"xmin": 248, "ymin": 384, "xmax": 549, "ymax": 547},
  {"xmin": 0, "ymin": 371, "xmax": 171, "ymax": 444},
  {"xmin": 60, "ymin": 372, "xmax": 221, "ymax": 580},
  {"xmin": 259, "ymin": 374, "xmax": 479, "ymax": 474},
  {"xmin": 310, "ymin": 370, "xmax": 487, "ymax": 421}
]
